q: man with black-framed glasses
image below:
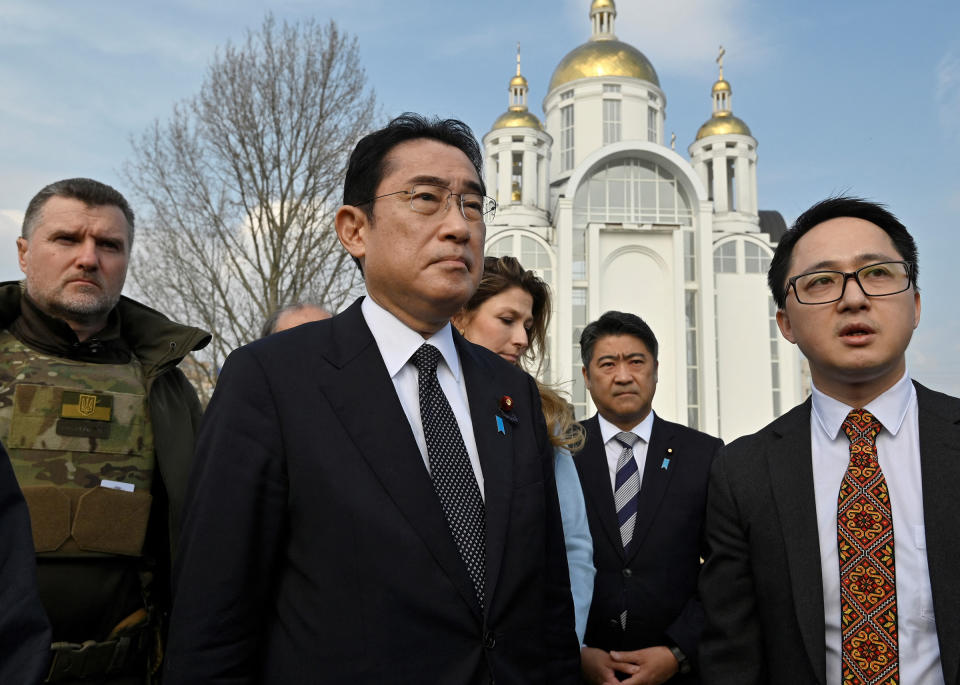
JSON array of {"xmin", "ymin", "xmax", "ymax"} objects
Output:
[
  {"xmin": 699, "ymin": 196, "xmax": 959, "ymax": 685},
  {"xmin": 165, "ymin": 113, "xmax": 580, "ymax": 684}
]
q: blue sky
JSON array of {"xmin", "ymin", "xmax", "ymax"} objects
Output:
[{"xmin": 1, "ymin": 0, "xmax": 958, "ymax": 394}]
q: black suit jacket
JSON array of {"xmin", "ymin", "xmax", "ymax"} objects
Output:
[
  {"xmin": 0, "ymin": 442, "xmax": 51, "ymax": 685},
  {"xmin": 163, "ymin": 298, "xmax": 579, "ymax": 684},
  {"xmin": 699, "ymin": 382, "xmax": 960, "ymax": 685},
  {"xmin": 575, "ymin": 413, "xmax": 721, "ymax": 681}
]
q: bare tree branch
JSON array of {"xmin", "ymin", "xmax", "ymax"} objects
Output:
[{"xmin": 124, "ymin": 15, "xmax": 375, "ymax": 401}]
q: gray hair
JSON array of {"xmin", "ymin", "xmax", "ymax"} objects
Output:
[
  {"xmin": 22, "ymin": 178, "xmax": 135, "ymax": 245},
  {"xmin": 260, "ymin": 302, "xmax": 332, "ymax": 338}
]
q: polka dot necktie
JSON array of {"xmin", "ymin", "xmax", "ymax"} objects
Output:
[
  {"xmin": 614, "ymin": 431, "xmax": 640, "ymax": 630},
  {"xmin": 412, "ymin": 344, "xmax": 487, "ymax": 608},
  {"xmin": 838, "ymin": 409, "xmax": 898, "ymax": 684}
]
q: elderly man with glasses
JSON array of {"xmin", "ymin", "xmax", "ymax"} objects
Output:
[
  {"xmin": 164, "ymin": 113, "xmax": 581, "ymax": 685},
  {"xmin": 699, "ymin": 196, "xmax": 960, "ymax": 685}
]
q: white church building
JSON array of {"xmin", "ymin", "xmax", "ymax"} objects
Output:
[{"xmin": 481, "ymin": 0, "xmax": 803, "ymax": 440}]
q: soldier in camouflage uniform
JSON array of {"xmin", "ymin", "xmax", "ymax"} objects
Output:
[{"xmin": 1, "ymin": 178, "xmax": 210, "ymax": 684}]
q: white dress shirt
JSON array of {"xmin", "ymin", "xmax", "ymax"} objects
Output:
[
  {"xmin": 810, "ymin": 371, "xmax": 942, "ymax": 684},
  {"xmin": 598, "ymin": 411, "xmax": 655, "ymax": 493},
  {"xmin": 361, "ymin": 295, "xmax": 484, "ymax": 500}
]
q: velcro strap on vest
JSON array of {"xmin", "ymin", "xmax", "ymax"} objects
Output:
[{"xmin": 45, "ymin": 626, "xmax": 149, "ymax": 683}]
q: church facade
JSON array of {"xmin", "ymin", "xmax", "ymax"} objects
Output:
[{"xmin": 481, "ymin": 0, "xmax": 803, "ymax": 440}]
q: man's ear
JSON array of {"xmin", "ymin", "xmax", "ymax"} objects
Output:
[
  {"xmin": 16, "ymin": 236, "xmax": 29, "ymax": 274},
  {"xmin": 581, "ymin": 365, "xmax": 591, "ymax": 391},
  {"xmin": 776, "ymin": 308, "xmax": 797, "ymax": 344},
  {"xmin": 335, "ymin": 205, "xmax": 369, "ymax": 262}
]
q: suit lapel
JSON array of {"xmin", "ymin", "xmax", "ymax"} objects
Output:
[
  {"xmin": 456, "ymin": 333, "xmax": 514, "ymax": 616},
  {"xmin": 318, "ymin": 300, "xmax": 482, "ymax": 618},
  {"xmin": 575, "ymin": 416, "xmax": 626, "ymax": 561},
  {"xmin": 626, "ymin": 415, "xmax": 676, "ymax": 560},
  {"xmin": 766, "ymin": 400, "xmax": 827, "ymax": 685},
  {"xmin": 915, "ymin": 382, "xmax": 960, "ymax": 685}
]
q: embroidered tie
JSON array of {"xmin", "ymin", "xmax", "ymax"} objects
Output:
[
  {"xmin": 412, "ymin": 344, "xmax": 487, "ymax": 608},
  {"xmin": 614, "ymin": 431, "xmax": 641, "ymax": 629},
  {"xmin": 838, "ymin": 409, "xmax": 898, "ymax": 684}
]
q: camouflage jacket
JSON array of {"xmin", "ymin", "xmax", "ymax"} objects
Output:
[{"xmin": 0, "ymin": 281, "xmax": 211, "ymax": 554}]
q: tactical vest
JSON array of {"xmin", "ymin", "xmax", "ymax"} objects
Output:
[{"xmin": 0, "ymin": 329, "xmax": 155, "ymax": 558}]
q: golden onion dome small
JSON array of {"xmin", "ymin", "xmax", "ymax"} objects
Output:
[
  {"xmin": 510, "ymin": 73, "xmax": 528, "ymax": 88},
  {"xmin": 549, "ymin": 39, "xmax": 659, "ymax": 91},
  {"xmin": 491, "ymin": 109, "xmax": 543, "ymax": 131},
  {"xmin": 695, "ymin": 112, "xmax": 752, "ymax": 140},
  {"xmin": 712, "ymin": 79, "xmax": 731, "ymax": 93}
]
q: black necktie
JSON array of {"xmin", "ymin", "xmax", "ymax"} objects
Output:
[{"xmin": 411, "ymin": 344, "xmax": 487, "ymax": 607}]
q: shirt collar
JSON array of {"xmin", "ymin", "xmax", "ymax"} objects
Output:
[
  {"xmin": 361, "ymin": 294, "xmax": 461, "ymax": 381},
  {"xmin": 597, "ymin": 409, "xmax": 655, "ymax": 446},
  {"xmin": 810, "ymin": 370, "xmax": 914, "ymax": 440}
]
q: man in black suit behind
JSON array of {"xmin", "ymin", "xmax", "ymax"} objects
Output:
[
  {"xmin": 163, "ymin": 114, "xmax": 580, "ymax": 684},
  {"xmin": 700, "ymin": 197, "xmax": 960, "ymax": 684},
  {"xmin": 575, "ymin": 312, "xmax": 721, "ymax": 684}
]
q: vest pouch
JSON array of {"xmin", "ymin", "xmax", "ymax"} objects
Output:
[
  {"xmin": 72, "ymin": 486, "xmax": 152, "ymax": 557},
  {"xmin": 20, "ymin": 486, "xmax": 72, "ymax": 553}
]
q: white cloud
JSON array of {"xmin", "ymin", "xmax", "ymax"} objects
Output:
[
  {"xmin": 0, "ymin": 211, "xmax": 23, "ymax": 282},
  {"xmin": 937, "ymin": 46, "xmax": 960, "ymax": 143}
]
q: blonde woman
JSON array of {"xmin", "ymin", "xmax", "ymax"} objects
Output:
[{"xmin": 453, "ymin": 256, "xmax": 594, "ymax": 644}]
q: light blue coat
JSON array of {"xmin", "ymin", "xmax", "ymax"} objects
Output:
[{"xmin": 554, "ymin": 445, "xmax": 596, "ymax": 645}]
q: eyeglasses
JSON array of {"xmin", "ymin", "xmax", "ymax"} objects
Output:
[
  {"xmin": 359, "ymin": 184, "xmax": 497, "ymax": 222},
  {"xmin": 787, "ymin": 260, "xmax": 913, "ymax": 305}
]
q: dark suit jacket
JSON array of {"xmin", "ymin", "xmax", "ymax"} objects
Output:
[
  {"xmin": 163, "ymin": 298, "xmax": 579, "ymax": 684},
  {"xmin": 0, "ymin": 441, "xmax": 51, "ymax": 685},
  {"xmin": 699, "ymin": 382, "xmax": 960, "ymax": 685},
  {"xmin": 575, "ymin": 413, "xmax": 721, "ymax": 681}
]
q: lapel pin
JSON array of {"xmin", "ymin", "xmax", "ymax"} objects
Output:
[
  {"xmin": 497, "ymin": 395, "xmax": 519, "ymax": 426},
  {"xmin": 662, "ymin": 449, "xmax": 672, "ymax": 470}
]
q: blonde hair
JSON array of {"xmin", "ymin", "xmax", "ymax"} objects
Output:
[{"xmin": 539, "ymin": 383, "xmax": 586, "ymax": 452}]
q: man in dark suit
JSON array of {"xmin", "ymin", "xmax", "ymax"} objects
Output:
[
  {"xmin": 700, "ymin": 197, "xmax": 959, "ymax": 685},
  {"xmin": 575, "ymin": 311, "xmax": 721, "ymax": 685},
  {"xmin": 163, "ymin": 113, "xmax": 580, "ymax": 684},
  {"xmin": 0, "ymin": 440, "xmax": 51, "ymax": 684}
]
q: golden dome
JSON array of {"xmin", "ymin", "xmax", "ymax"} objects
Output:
[
  {"xmin": 510, "ymin": 74, "xmax": 528, "ymax": 88},
  {"xmin": 549, "ymin": 39, "xmax": 659, "ymax": 91},
  {"xmin": 712, "ymin": 79, "xmax": 731, "ymax": 93},
  {"xmin": 591, "ymin": 0, "xmax": 615, "ymax": 9},
  {"xmin": 695, "ymin": 112, "xmax": 752, "ymax": 140},
  {"xmin": 491, "ymin": 109, "xmax": 543, "ymax": 131}
]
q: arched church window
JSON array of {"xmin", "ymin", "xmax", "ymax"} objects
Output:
[
  {"xmin": 744, "ymin": 241, "xmax": 770, "ymax": 274},
  {"xmin": 573, "ymin": 158, "xmax": 693, "ymax": 226},
  {"xmin": 714, "ymin": 241, "xmax": 737, "ymax": 273}
]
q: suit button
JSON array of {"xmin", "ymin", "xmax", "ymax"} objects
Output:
[
  {"xmin": 483, "ymin": 631, "xmax": 496, "ymax": 649},
  {"xmin": 622, "ymin": 568, "xmax": 633, "ymax": 577}
]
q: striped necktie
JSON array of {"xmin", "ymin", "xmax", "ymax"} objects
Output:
[
  {"xmin": 839, "ymin": 409, "xmax": 898, "ymax": 684},
  {"xmin": 614, "ymin": 431, "xmax": 641, "ymax": 629},
  {"xmin": 614, "ymin": 431, "xmax": 641, "ymax": 550}
]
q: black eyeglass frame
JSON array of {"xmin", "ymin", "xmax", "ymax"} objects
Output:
[
  {"xmin": 357, "ymin": 185, "xmax": 497, "ymax": 222},
  {"xmin": 785, "ymin": 260, "xmax": 914, "ymax": 305}
]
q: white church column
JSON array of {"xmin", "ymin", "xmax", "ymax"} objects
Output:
[
  {"xmin": 538, "ymin": 156, "xmax": 548, "ymax": 210},
  {"xmin": 713, "ymin": 154, "xmax": 729, "ymax": 212},
  {"xmin": 735, "ymin": 155, "xmax": 751, "ymax": 215},
  {"xmin": 497, "ymin": 149, "xmax": 512, "ymax": 206}
]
